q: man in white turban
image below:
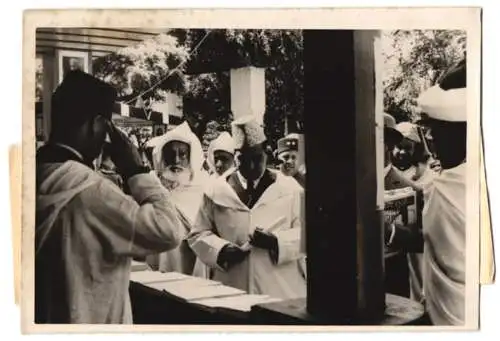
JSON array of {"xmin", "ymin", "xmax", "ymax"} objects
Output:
[
  {"xmin": 187, "ymin": 116, "xmax": 306, "ymax": 300},
  {"xmin": 389, "ymin": 59, "xmax": 467, "ymax": 325},
  {"xmin": 146, "ymin": 122, "xmax": 208, "ymax": 275},
  {"xmin": 206, "ymin": 131, "xmax": 236, "ymax": 178}
]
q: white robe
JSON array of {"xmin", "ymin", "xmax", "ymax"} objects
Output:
[
  {"xmin": 422, "ymin": 163, "xmax": 466, "ymax": 325},
  {"xmin": 146, "ymin": 122, "xmax": 209, "ymax": 276},
  {"xmin": 146, "ymin": 178, "xmax": 206, "ymax": 275},
  {"xmin": 36, "ymin": 161, "xmax": 182, "ymax": 324},
  {"xmin": 187, "ymin": 170, "xmax": 307, "ymax": 300}
]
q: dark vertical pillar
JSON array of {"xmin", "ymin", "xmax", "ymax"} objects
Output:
[
  {"xmin": 303, "ymin": 30, "xmax": 358, "ymax": 323},
  {"xmin": 303, "ymin": 30, "xmax": 384, "ymax": 323}
]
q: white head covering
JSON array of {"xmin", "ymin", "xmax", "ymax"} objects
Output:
[
  {"xmin": 417, "ymin": 85, "xmax": 466, "ymax": 122},
  {"xmin": 396, "ymin": 122, "xmax": 421, "ymax": 143},
  {"xmin": 145, "ymin": 134, "xmax": 166, "ymax": 149},
  {"xmin": 207, "ymin": 131, "xmax": 235, "ymax": 172},
  {"xmin": 231, "ymin": 115, "xmax": 267, "ymax": 149},
  {"xmin": 151, "ymin": 121, "xmax": 204, "ymax": 180}
]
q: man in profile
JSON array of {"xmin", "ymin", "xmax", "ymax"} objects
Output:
[
  {"xmin": 35, "ymin": 70, "xmax": 183, "ymax": 324},
  {"xmin": 388, "ymin": 59, "xmax": 467, "ymax": 325}
]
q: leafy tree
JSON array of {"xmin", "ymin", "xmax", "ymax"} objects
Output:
[
  {"xmin": 382, "ymin": 30, "xmax": 466, "ymax": 123},
  {"xmin": 92, "ymin": 33, "xmax": 190, "ymax": 103},
  {"xmin": 171, "ymin": 29, "xmax": 304, "ymax": 148}
]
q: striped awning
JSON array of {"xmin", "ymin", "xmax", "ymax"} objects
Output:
[{"xmin": 36, "ymin": 28, "xmax": 167, "ymax": 57}]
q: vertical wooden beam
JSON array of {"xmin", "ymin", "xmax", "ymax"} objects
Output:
[
  {"xmin": 41, "ymin": 53, "xmax": 56, "ymax": 142},
  {"xmin": 353, "ymin": 30, "xmax": 385, "ymax": 322},
  {"xmin": 87, "ymin": 50, "xmax": 93, "ymax": 75},
  {"xmin": 303, "ymin": 30, "xmax": 384, "ymax": 323},
  {"xmin": 303, "ymin": 30, "xmax": 358, "ymax": 323}
]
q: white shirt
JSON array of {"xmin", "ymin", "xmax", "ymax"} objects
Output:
[{"xmin": 236, "ymin": 170, "xmax": 264, "ymax": 190}]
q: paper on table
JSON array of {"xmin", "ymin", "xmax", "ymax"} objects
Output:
[
  {"xmin": 165, "ymin": 283, "xmax": 246, "ymax": 301},
  {"xmin": 192, "ymin": 294, "xmax": 283, "ymax": 312},
  {"xmin": 130, "ymin": 270, "xmax": 188, "ymax": 284},
  {"xmin": 146, "ymin": 276, "xmax": 220, "ymax": 291},
  {"xmin": 131, "ymin": 261, "xmax": 149, "ymax": 272}
]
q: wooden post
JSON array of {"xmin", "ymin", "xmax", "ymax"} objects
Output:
[
  {"xmin": 353, "ymin": 30, "xmax": 385, "ymax": 322},
  {"xmin": 303, "ymin": 30, "xmax": 384, "ymax": 323},
  {"xmin": 41, "ymin": 53, "xmax": 57, "ymax": 143},
  {"xmin": 230, "ymin": 66, "xmax": 266, "ymax": 124}
]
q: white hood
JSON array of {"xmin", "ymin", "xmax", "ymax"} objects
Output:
[
  {"xmin": 206, "ymin": 131, "xmax": 235, "ymax": 174},
  {"xmin": 151, "ymin": 122, "xmax": 204, "ymax": 182}
]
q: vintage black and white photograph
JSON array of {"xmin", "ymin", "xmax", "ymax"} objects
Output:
[{"xmin": 24, "ymin": 8, "xmax": 481, "ymax": 332}]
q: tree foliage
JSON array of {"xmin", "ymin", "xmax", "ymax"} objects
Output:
[
  {"xmin": 171, "ymin": 29, "xmax": 304, "ymax": 148},
  {"xmin": 382, "ymin": 30, "xmax": 466, "ymax": 123},
  {"xmin": 92, "ymin": 33, "xmax": 190, "ymax": 102}
]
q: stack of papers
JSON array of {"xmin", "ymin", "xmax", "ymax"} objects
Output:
[
  {"xmin": 165, "ymin": 284, "xmax": 246, "ymax": 301},
  {"xmin": 131, "ymin": 261, "xmax": 149, "ymax": 272},
  {"xmin": 130, "ymin": 270, "xmax": 189, "ymax": 284},
  {"xmin": 146, "ymin": 277, "xmax": 220, "ymax": 291},
  {"xmin": 192, "ymin": 294, "xmax": 283, "ymax": 312}
]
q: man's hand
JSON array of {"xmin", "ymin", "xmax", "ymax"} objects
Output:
[
  {"xmin": 106, "ymin": 121, "xmax": 147, "ymax": 179},
  {"xmin": 217, "ymin": 244, "xmax": 250, "ymax": 271},
  {"xmin": 249, "ymin": 228, "xmax": 278, "ymax": 251}
]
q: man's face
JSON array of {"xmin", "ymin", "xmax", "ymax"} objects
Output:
[
  {"xmin": 279, "ymin": 150, "xmax": 299, "ymax": 176},
  {"xmin": 392, "ymin": 137, "xmax": 416, "ymax": 171},
  {"xmin": 162, "ymin": 141, "xmax": 191, "ymax": 171},
  {"xmin": 237, "ymin": 145, "xmax": 267, "ymax": 182},
  {"xmin": 213, "ymin": 150, "xmax": 234, "ymax": 176}
]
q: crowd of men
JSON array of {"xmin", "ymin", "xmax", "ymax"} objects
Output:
[{"xmin": 35, "ymin": 57, "xmax": 466, "ymax": 326}]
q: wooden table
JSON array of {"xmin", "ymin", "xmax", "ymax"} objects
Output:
[
  {"xmin": 129, "ymin": 267, "xmax": 426, "ymax": 326},
  {"xmin": 250, "ymin": 294, "xmax": 427, "ymax": 325},
  {"xmin": 129, "ymin": 269, "xmax": 281, "ymax": 325}
]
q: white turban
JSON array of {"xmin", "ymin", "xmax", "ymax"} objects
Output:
[
  {"xmin": 151, "ymin": 122, "xmax": 204, "ymax": 180},
  {"xmin": 417, "ymin": 85, "xmax": 466, "ymax": 122},
  {"xmin": 207, "ymin": 132, "xmax": 235, "ymax": 172}
]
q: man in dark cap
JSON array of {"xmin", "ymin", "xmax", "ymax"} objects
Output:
[
  {"xmin": 35, "ymin": 70, "xmax": 183, "ymax": 324},
  {"xmin": 388, "ymin": 59, "xmax": 467, "ymax": 325},
  {"xmin": 276, "ymin": 133, "xmax": 306, "ymax": 188}
]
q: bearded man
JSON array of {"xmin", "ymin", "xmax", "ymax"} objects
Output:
[{"xmin": 146, "ymin": 122, "xmax": 207, "ymax": 275}]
